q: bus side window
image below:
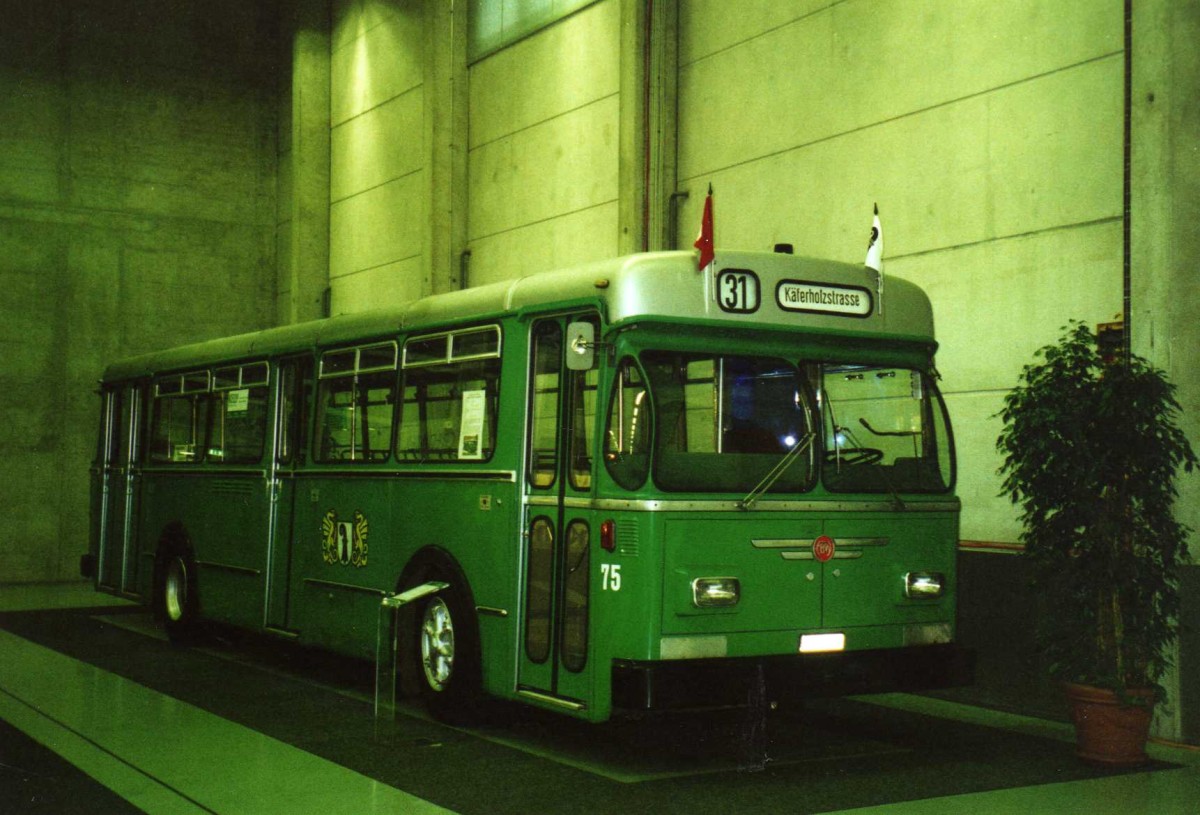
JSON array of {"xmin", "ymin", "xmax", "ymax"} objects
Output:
[
  {"xmin": 150, "ymin": 394, "xmax": 209, "ymax": 464},
  {"xmin": 205, "ymin": 387, "xmax": 269, "ymax": 463},
  {"xmin": 99, "ymin": 388, "xmax": 122, "ymax": 468},
  {"xmin": 567, "ymin": 366, "xmax": 598, "ymax": 490},
  {"xmin": 314, "ymin": 344, "xmax": 398, "ymax": 464},
  {"xmin": 315, "ymin": 371, "xmax": 396, "ymax": 463},
  {"xmin": 278, "ymin": 359, "xmax": 312, "ymax": 464},
  {"xmin": 134, "ymin": 384, "xmax": 149, "ymax": 465},
  {"xmin": 397, "ymin": 359, "xmax": 500, "ymax": 462},
  {"xmin": 206, "ymin": 363, "xmax": 270, "ymax": 464},
  {"xmin": 527, "ymin": 322, "xmax": 561, "ymax": 487}
]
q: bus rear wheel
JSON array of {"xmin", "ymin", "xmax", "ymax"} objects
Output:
[
  {"xmin": 414, "ymin": 579, "xmax": 482, "ymax": 724},
  {"xmin": 157, "ymin": 551, "xmax": 200, "ymax": 644}
]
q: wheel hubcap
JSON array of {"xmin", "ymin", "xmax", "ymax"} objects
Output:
[
  {"xmin": 420, "ymin": 597, "xmax": 455, "ymax": 692},
  {"xmin": 164, "ymin": 558, "xmax": 187, "ymax": 622}
]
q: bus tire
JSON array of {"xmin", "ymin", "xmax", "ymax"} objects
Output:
[
  {"xmin": 153, "ymin": 528, "xmax": 201, "ymax": 645},
  {"xmin": 407, "ymin": 557, "xmax": 483, "ymax": 724}
]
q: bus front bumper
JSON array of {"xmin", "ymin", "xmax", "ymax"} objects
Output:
[{"xmin": 611, "ymin": 644, "xmax": 975, "ymax": 712}]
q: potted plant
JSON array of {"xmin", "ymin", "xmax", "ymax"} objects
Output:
[{"xmin": 996, "ymin": 321, "xmax": 1196, "ymax": 766}]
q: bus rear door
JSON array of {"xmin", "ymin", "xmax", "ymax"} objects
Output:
[
  {"xmin": 97, "ymin": 384, "xmax": 142, "ymax": 595},
  {"xmin": 264, "ymin": 356, "xmax": 311, "ymax": 632},
  {"xmin": 517, "ymin": 315, "xmax": 599, "ymax": 713}
]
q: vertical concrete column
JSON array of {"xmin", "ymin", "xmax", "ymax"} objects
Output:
[
  {"xmin": 285, "ymin": 0, "xmax": 331, "ymax": 322},
  {"xmin": 645, "ymin": 0, "xmax": 678, "ymax": 252},
  {"xmin": 1131, "ymin": 0, "xmax": 1200, "ymax": 743},
  {"xmin": 618, "ymin": 0, "xmax": 679, "ymax": 255},
  {"xmin": 617, "ymin": 0, "xmax": 648, "ymax": 255},
  {"xmin": 425, "ymin": 0, "xmax": 469, "ymax": 294}
]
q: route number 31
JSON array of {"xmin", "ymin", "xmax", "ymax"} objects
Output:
[
  {"xmin": 600, "ymin": 563, "xmax": 622, "ymax": 591},
  {"xmin": 716, "ymin": 269, "xmax": 760, "ymax": 314}
]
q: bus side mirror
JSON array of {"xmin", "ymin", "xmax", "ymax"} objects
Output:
[{"xmin": 566, "ymin": 322, "xmax": 597, "ymax": 371}]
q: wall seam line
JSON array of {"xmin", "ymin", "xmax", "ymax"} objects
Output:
[
  {"xmin": 468, "ymin": 90, "xmax": 620, "ymax": 153},
  {"xmin": 467, "ymin": 198, "xmax": 617, "ymax": 244},
  {"xmin": 678, "ymin": 50, "xmax": 1124, "ymax": 186}
]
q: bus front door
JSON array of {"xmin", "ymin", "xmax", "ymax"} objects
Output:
[
  {"xmin": 517, "ymin": 316, "xmax": 599, "ymax": 713},
  {"xmin": 97, "ymin": 385, "xmax": 142, "ymax": 595}
]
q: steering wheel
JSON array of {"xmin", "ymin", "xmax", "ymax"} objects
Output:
[{"xmin": 824, "ymin": 447, "xmax": 884, "ymax": 466}]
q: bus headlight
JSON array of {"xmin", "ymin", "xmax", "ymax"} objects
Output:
[
  {"xmin": 692, "ymin": 577, "xmax": 740, "ymax": 608},
  {"xmin": 905, "ymin": 571, "xmax": 945, "ymax": 599}
]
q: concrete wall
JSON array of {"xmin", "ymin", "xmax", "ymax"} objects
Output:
[
  {"xmin": 318, "ymin": 0, "xmax": 623, "ymax": 309},
  {"xmin": 0, "ymin": 0, "xmax": 279, "ymax": 582},
  {"xmin": 326, "ymin": 0, "xmax": 426, "ymax": 314},
  {"xmin": 465, "ymin": 0, "xmax": 621, "ymax": 287},
  {"xmin": 676, "ymin": 0, "xmax": 1126, "ymax": 545}
]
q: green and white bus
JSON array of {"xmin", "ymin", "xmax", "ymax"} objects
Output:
[{"xmin": 86, "ymin": 248, "xmax": 970, "ymax": 723}]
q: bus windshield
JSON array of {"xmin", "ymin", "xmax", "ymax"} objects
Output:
[
  {"xmin": 607, "ymin": 354, "xmax": 954, "ymax": 496},
  {"xmin": 639, "ymin": 351, "xmax": 815, "ymax": 493},
  {"xmin": 821, "ymin": 364, "xmax": 954, "ymax": 493}
]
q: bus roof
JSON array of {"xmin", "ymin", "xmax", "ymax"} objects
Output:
[{"xmin": 102, "ymin": 250, "xmax": 935, "ymax": 381}]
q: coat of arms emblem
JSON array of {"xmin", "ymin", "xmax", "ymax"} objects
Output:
[{"xmin": 321, "ymin": 509, "xmax": 368, "ymax": 567}]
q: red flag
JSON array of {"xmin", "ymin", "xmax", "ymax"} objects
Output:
[{"xmin": 693, "ymin": 184, "xmax": 714, "ymax": 271}]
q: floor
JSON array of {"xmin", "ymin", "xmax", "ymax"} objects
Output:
[{"xmin": 2, "ymin": 582, "xmax": 1199, "ymax": 814}]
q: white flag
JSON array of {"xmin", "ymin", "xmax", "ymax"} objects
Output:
[
  {"xmin": 865, "ymin": 204, "xmax": 883, "ymax": 314},
  {"xmin": 865, "ymin": 204, "xmax": 883, "ymax": 273}
]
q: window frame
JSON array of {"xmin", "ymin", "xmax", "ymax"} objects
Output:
[
  {"xmin": 401, "ymin": 325, "xmax": 501, "ymax": 368},
  {"xmin": 468, "ymin": 0, "xmax": 603, "ymax": 64},
  {"xmin": 149, "ymin": 370, "xmax": 212, "ymax": 465},
  {"xmin": 206, "ymin": 361, "xmax": 271, "ymax": 465},
  {"xmin": 314, "ymin": 341, "xmax": 400, "ymax": 464},
  {"xmin": 396, "ymin": 326, "xmax": 503, "ymax": 464}
]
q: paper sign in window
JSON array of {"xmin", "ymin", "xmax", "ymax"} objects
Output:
[
  {"xmin": 458, "ymin": 389, "xmax": 486, "ymax": 460},
  {"xmin": 227, "ymin": 388, "xmax": 250, "ymax": 413}
]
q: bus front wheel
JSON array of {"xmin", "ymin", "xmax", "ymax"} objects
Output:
[
  {"xmin": 420, "ymin": 596, "xmax": 455, "ymax": 691},
  {"xmin": 414, "ymin": 576, "xmax": 482, "ymax": 724}
]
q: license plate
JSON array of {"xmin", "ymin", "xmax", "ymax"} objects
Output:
[{"xmin": 799, "ymin": 633, "xmax": 846, "ymax": 653}]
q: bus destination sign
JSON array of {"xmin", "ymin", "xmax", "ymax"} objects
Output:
[{"xmin": 776, "ymin": 280, "xmax": 873, "ymax": 318}]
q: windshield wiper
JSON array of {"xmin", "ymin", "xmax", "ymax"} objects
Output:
[
  {"xmin": 738, "ymin": 432, "xmax": 814, "ymax": 511},
  {"xmin": 859, "ymin": 418, "xmax": 919, "ymax": 438}
]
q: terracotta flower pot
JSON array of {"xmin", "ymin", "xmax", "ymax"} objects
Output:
[{"xmin": 1063, "ymin": 681, "xmax": 1155, "ymax": 767}]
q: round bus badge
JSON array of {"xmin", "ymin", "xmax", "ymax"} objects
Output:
[{"xmin": 813, "ymin": 535, "xmax": 836, "ymax": 563}]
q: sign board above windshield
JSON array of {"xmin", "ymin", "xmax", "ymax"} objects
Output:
[{"xmin": 775, "ymin": 279, "xmax": 873, "ymax": 318}]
